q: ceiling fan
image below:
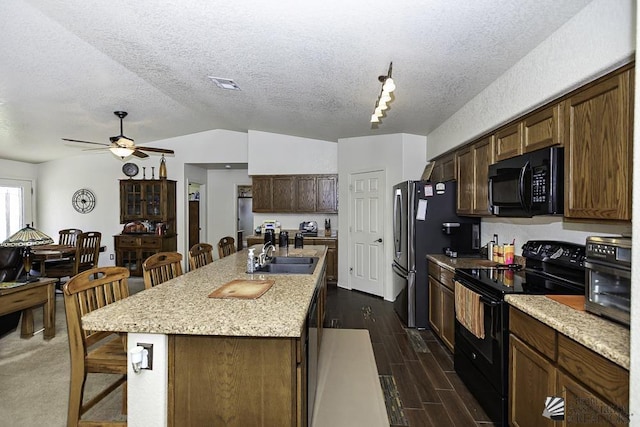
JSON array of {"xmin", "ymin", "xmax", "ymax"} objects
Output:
[{"xmin": 62, "ymin": 111, "xmax": 174, "ymax": 158}]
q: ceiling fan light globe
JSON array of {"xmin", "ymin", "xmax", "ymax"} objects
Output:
[{"xmin": 110, "ymin": 146, "xmax": 135, "ymax": 158}]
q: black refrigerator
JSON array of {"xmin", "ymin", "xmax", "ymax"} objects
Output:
[{"xmin": 392, "ymin": 180, "xmax": 480, "ymax": 328}]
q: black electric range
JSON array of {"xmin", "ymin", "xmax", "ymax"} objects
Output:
[
  {"xmin": 453, "ymin": 240, "xmax": 586, "ymax": 426},
  {"xmin": 456, "ymin": 240, "xmax": 585, "ymax": 297}
]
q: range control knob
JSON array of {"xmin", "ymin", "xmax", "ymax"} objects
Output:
[{"xmin": 550, "ymin": 248, "xmax": 564, "ymax": 259}]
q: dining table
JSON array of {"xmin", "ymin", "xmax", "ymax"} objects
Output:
[{"xmin": 31, "ymin": 244, "xmax": 76, "ymax": 276}]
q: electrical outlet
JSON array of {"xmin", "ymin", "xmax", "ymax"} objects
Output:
[
  {"xmin": 137, "ymin": 343, "xmax": 153, "ymax": 370},
  {"xmin": 109, "ymin": 253, "xmax": 115, "ymax": 260}
]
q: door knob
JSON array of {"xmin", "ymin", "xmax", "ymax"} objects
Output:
[{"xmin": 374, "ymin": 238, "xmax": 383, "ymax": 243}]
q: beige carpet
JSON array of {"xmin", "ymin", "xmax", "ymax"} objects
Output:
[
  {"xmin": 313, "ymin": 329, "xmax": 389, "ymax": 427},
  {"xmin": 0, "ymin": 278, "xmax": 145, "ymax": 427}
]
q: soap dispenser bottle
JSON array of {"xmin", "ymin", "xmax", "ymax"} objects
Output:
[{"xmin": 247, "ymin": 248, "xmax": 256, "ymax": 273}]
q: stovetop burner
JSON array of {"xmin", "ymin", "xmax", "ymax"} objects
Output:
[{"xmin": 455, "ymin": 267, "xmax": 584, "ymax": 298}]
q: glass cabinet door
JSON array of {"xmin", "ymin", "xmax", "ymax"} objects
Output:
[
  {"xmin": 123, "ymin": 181, "xmax": 143, "ymax": 219},
  {"xmin": 144, "ymin": 182, "xmax": 163, "ymax": 219}
]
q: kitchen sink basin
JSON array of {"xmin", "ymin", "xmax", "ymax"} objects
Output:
[
  {"xmin": 255, "ymin": 257, "xmax": 319, "ymax": 274},
  {"xmin": 270, "ymin": 256, "xmax": 317, "ymax": 264}
]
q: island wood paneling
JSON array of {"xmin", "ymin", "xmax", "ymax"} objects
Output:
[{"xmin": 169, "ymin": 335, "xmax": 299, "ymax": 427}]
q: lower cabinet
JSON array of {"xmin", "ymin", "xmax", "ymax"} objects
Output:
[
  {"xmin": 509, "ymin": 307, "xmax": 629, "ymax": 426},
  {"xmin": 169, "ymin": 335, "xmax": 304, "ymax": 427},
  {"xmin": 427, "ymin": 261, "xmax": 455, "ymax": 352},
  {"xmin": 114, "ymin": 234, "xmax": 177, "ymax": 276}
]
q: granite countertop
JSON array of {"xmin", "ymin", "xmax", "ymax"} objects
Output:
[
  {"xmin": 427, "ymin": 254, "xmax": 499, "ymax": 270},
  {"xmin": 81, "ymin": 245, "xmax": 327, "ymax": 338},
  {"xmin": 506, "ymin": 295, "xmax": 629, "ymax": 370}
]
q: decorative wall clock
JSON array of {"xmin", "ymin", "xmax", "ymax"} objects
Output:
[{"xmin": 72, "ymin": 188, "xmax": 96, "ymax": 214}]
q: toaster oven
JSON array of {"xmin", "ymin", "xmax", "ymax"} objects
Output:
[{"xmin": 584, "ymin": 236, "xmax": 631, "ymax": 326}]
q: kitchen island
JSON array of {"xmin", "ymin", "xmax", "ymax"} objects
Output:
[{"xmin": 82, "ymin": 245, "xmax": 328, "ymax": 427}]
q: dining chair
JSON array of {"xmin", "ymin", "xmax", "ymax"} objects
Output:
[
  {"xmin": 217, "ymin": 236, "xmax": 236, "ymax": 259},
  {"xmin": 62, "ymin": 266, "xmax": 129, "ymax": 427},
  {"xmin": 188, "ymin": 243, "xmax": 214, "ymax": 270},
  {"xmin": 59, "ymin": 228, "xmax": 83, "ymax": 246},
  {"xmin": 142, "ymin": 252, "xmax": 183, "ymax": 289},
  {"xmin": 47, "ymin": 231, "xmax": 102, "ymax": 281}
]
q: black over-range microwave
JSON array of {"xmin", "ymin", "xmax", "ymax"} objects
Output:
[{"xmin": 488, "ymin": 146, "xmax": 563, "ymax": 217}]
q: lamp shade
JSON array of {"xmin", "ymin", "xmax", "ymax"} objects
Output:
[
  {"xmin": 110, "ymin": 146, "xmax": 134, "ymax": 158},
  {"xmin": 1, "ymin": 224, "xmax": 54, "ymax": 247}
]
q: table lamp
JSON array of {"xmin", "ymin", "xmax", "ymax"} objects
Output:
[{"xmin": 1, "ymin": 224, "xmax": 54, "ymax": 281}]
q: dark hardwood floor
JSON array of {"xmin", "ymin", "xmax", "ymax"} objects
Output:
[{"xmin": 324, "ymin": 286, "xmax": 496, "ymax": 427}]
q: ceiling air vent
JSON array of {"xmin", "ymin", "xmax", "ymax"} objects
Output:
[{"xmin": 207, "ymin": 76, "xmax": 241, "ymax": 91}]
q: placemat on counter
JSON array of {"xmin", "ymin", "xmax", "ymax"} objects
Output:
[
  {"xmin": 208, "ymin": 279, "xmax": 275, "ymax": 299},
  {"xmin": 546, "ymin": 295, "xmax": 585, "ymax": 311}
]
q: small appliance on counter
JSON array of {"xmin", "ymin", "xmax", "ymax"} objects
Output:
[
  {"xmin": 584, "ymin": 236, "xmax": 631, "ymax": 326},
  {"xmin": 441, "ymin": 222, "xmax": 480, "ymax": 258},
  {"xmin": 299, "ymin": 221, "xmax": 318, "ymax": 237},
  {"xmin": 260, "ymin": 220, "xmax": 280, "ymax": 236}
]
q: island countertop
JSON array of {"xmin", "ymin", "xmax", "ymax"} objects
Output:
[{"xmin": 81, "ymin": 245, "xmax": 327, "ymax": 338}]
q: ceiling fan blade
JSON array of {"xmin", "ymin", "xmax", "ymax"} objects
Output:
[
  {"xmin": 135, "ymin": 146, "xmax": 175, "ymax": 154},
  {"xmin": 81, "ymin": 147, "xmax": 111, "ymax": 152},
  {"xmin": 62, "ymin": 138, "xmax": 109, "ymax": 147},
  {"xmin": 132, "ymin": 150, "xmax": 149, "ymax": 158}
]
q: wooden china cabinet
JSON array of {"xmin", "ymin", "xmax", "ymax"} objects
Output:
[{"xmin": 115, "ymin": 179, "xmax": 177, "ymax": 276}]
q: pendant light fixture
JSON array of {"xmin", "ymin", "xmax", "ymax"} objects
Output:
[{"xmin": 370, "ymin": 62, "xmax": 396, "ymax": 124}]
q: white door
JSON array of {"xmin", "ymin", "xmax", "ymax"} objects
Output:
[{"xmin": 349, "ymin": 170, "xmax": 385, "ymax": 296}]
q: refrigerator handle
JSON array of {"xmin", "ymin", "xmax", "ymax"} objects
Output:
[{"xmin": 393, "ymin": 189, "xmax": 402, "ymax": 258}]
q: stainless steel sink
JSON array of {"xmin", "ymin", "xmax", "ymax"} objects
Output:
[{"xmin": 255, "ymin": 257, "xmax": 319, "ymax": 274}]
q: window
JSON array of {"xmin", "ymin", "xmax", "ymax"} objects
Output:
[{"xmin": 0, "ymin": 179, "xmax": 33, "ymax": 242}]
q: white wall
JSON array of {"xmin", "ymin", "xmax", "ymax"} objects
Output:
[
  {"xmin": 36, "ymin": 154, "xmax": 130, "ymax": 265},
  {"xmin": 427, "ymin": 0, "xmax": 635, "ymax": 158},
  {"xmin": 248, "ymin": 130, "xmax": 337, "ymax": 175},
  {"xmin": 337, "ymin": 133, "xmax": 427, "ymax": 300},
  {"xmin": 248, "ymin": 130, "xmax": 340, "ymax": 232}
]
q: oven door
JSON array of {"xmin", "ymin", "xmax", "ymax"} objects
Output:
[{"xmin": 453, "ymin": 278, "xmax": 507, "ymax": 425}]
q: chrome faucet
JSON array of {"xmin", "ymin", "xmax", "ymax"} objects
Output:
[
  {"xmin": 258, "ymin": 243, "xmax": 276, "ymax": 267},
  {"xmin": 264, "ymin": 243, "xmax": 275, "ymax": 258}
]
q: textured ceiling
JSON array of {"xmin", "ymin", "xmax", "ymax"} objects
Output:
[{"xmin": 0, "ymin": 0, "xmax": 591, "ymax": 163}]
